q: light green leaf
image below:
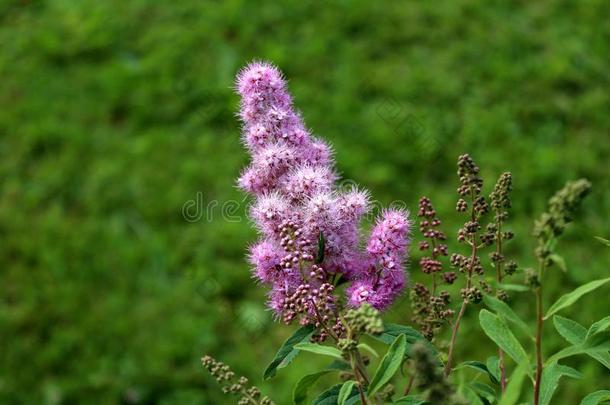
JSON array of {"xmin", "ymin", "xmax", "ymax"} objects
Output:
[
  {"xmin": 553, "ymin": 315, "xmax": 586, "ymax": 345},
  {"xmin": 549, "ymin": 254, "xmax": 567, "ymax": 272},
  {"xmin": 581, "ymin": 390, "xmax": 610, "ymax": 405},
  {"xmin": 594, "ymin": 236, "xmax": 610, "ymax": 247},
  {"xmin": 484, "ymin": 295, "xmax": 532, "ymax": 338},
  {"xmin": 498, "ymin": 283, "xmax": 530, "ymax": 292},
  {"xmin": 587, "ymin": 316, "xmax": 610, "ymax": 340},
  {"xmin": 547, "ymin": 331, "xmax": 610, "ymax": 366},
  {"xmin": 371, "ymin": 323, "xmax": 440, "ymax": 362},
  {"xmin": 264, "ymin": 325, "xmax": 315, "ymax": 379},
  {"xmin": 368, "ymin": 334, "xmax": 407, "ymax": 397},
  {"xmin": 357, "ymin": 343, "xmax": 379, "ymax": 358},
  {"xmin": 312, "ymin": 383, "xmax": 359, "ymax": 405},
  {"xmin": 461, "ymin": 384, "xmax": 485, "ymax": 405},
  {"xmin": 544, "ymin": 278, "xmax": 610, "ymax": 319},
  {"xmin": 486, "ymin": 356, "xmax": 502, "ymax": 383},
  {"xmin": 468, "ymin": 381, "xmax": 497, "ymax": 403},
  {"xmin": 498, "ymin": 362, "xmax": 527, "ymax": 405},
  {"xmin": 292, "ymin": 361, "xmax": 349, "ymax": 405},
  {"xmin": 479, "ymin": 310, "xmax": 531, "ymax": 375},
  {"xmin": 539, "ymin": 362, "xmax": 582, "ymax": 405},
  {"xmin": 338, "ymin": 381, "xmax": 357, "ymax": 405},
  {"xmin": 455, "ymin": 360, "xmax": 499, "ymax": 385},
  {"xmin": 393, "ymin": 396, "xmax": 426, "ymax": 404},
  {"xmin": 294, "ymin": 343, "xmax": 344, "ymax": 360}
]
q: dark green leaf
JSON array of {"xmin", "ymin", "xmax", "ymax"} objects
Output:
[
  {"xmin": 393, "ymin": 396, "xmax": 426, "ymax": 404},
  {"xmin": 486, "ymin": 356, "xmax": 501, "ymax": 383},
  {"xmin": 587, "ymin": 316, "xmax": 610, "ymax": 340},
  {"xmin": 338, "ymin": 381, "xmax": 357, "ymax": 405},
  {"xmin": 371, "ymin": 323, "xmax": 440, "ymax": 362},
  {"xmin": 544, "ymin": 278, "xmax": 610, "ymax": 319},
  {"xmin": 263, "ymin": 325, "xmax": 315, "ymax": 380},
  {"xmin": 316, "ymin": 232, "xmax": 325, "ymax": 264},
  {"xmin": 292, "ymin": 361, "xmax": 349, "ymax": 405},
  {"xmin": 468, "ymin": 381, "xmax": 497, "ymax": 403},
  {"xmin": 553, "ymin": 315, "xmax": 586, "ymax": 345},
  {"xmin": 294, "ymin": 342, "xmax": 344, "ymax": 360},
  {"xmin": 455, "ymin": 360, "xmax": 499, "ymax": 385},
  {"xmin": 539, "ymin": 362, "xmax": 582, "ymax": 405},
  {"xmin": 312, "ymin": 383, "xmax": 359, "ymax": 405},
  {"xmin": 498, "ymin": 361, "xmax": 527, "ymax": 405},
  {"xmin": 479, "ymin": 310, "xmax": 531, "ymax": 374},
  {"xmin": 484, "ymin": 295, "xmax": 532, "ymax": 338},
  {"xmin": 368, "ymin": 334, "xmax": 407, "ymax": 397},
  {"xmin": 581, "ymin": 390, "xmax": 610, "ymax": 405}
]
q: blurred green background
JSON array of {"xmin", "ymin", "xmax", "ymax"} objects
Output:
[{"xmin": 1, "ymin": 0, "xmax": 609, "ymax": 403}]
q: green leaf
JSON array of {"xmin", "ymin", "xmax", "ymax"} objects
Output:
[
  {"xmin": 581, "ymin": 390, "xmax": 610, "ymax": 405},
  {"xmin": 587, "ymin": 316, "xmax": 610, "ymax": 339},
  {"xmin": 357, "ymin": 343, "xmax": 379, "ymax": 358},
  {"xmin": 461, "ymin": 384, "xmax": 485, "ymax": 405},
  {"xmin": 455, "ymin": 360, "xmax": 499, "ymax": 385},
  {"xmin": 553, "ymin": 315, "xmax": 586, "ymax": 345},
  {"xmin": 479, "ymin": 310, "xmax": 531, "ymax": 374},
  {"xmin": 368, "ymin": 334, "xmax": 407, "ymax": 397},
  {"xmin": 393, "ymin": 396, "xmax": 426, "ymax": 404},
  {"xmin": 484, "ymin": 295, "xmax": 532, "ymax": 338},
  {"xmin": 544, "ymin": 278, "xmax": 610, "ymax": 319},
  {"xmin": 316, "ymin": 232, "xmax": 325, "ymax": 264},
  {"xmin": 549, "ymin": 254, "xmax": 567, "ymax": 272},
  {"xmin": 498, "ymin": 283, "xmax": 530, "ymax": 292},
  {"xmin": 264, "ymin": 325, "xmax": 315, "ymax": 379},
  {"xmin": 486, "ymin": 356, "xmax": 502, "ymax": 383},
  {"xmin": 594, "ymin": 236, "xmax": 610, "ymax": 247},
  {"xmin": 539, "ymin": 362, "xmax": 582, "ymax": 405},
  {"xmin": 292, "ymin": 361, "xmax": 349, "ymax": 405},
  {"xmin": 312, "ymin": 383, "xmax": 359, "ymax": 405},
  {"xmin": 371, "ymin": 323, "xmax": 440, "ymax": 362},
  {"xmin": 498, "ymin": 361, "xmax": 528, "ymax": 405},
  {"xmin": 338, "ymin": 381, "xmax": 357, "ymax": 405},
  {"xmin": 547, "ymin": 331, "xmax": 610, "ymax": 367},
  {"xmin": 468, "ymin": 382, "xmax": 497, "ymax": 403},
  {"xmin": 294, "ymin": 342, "xmax": 344, "ymax": 360}
]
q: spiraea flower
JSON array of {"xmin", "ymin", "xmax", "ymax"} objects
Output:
[{"xmin": 234, "ymin": 61, "xmax": 411, "ymax": 323}]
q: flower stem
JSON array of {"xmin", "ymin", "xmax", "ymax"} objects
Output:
[
  {"xmin": 444, "ymin": 299, "xmax": 467, "ymax": 377},
  {"xmin": 534, "ymin": 282, "xmax": 544, "ymax": 405}
]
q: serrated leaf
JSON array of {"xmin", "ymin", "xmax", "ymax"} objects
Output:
[
  {"xmin": 486, "ymin": 356, "xmax": 501, "ymax": 383},
  {"xmin": 294, "ymin": 342, "xmax": 344, "ymax": 360},
  {"xmin": 553, "ymin": 315, "xmax": 586, "ymax": 345},
  {"xmin": 544, "ymin": 278, "xmax": 610, "ymax": 319},
  {"xmin": 456, "ymin": 360, "xmax": 499, "ymax": 385},
  {"xmin": 484, "ymin": 295, "xmax": 532, "ymax": 338},
  {"xmin": 587, "ymin": 316, "xmax": 610, "ymax": 340},
  {"xmin": 539, "ymin": 362, "xmax": 582, "ymax": 405},
  {"xmin": 498, "ymin": 361, "xmax": 527, "ymax": 405},
  {"xmin": 338, "ymin": 381, "xmax": 357, "ymax": 405},
  {"xmin": 468, "ymin": 381, "xmax": 497, "ymax": 403},
  {"xmin": 292, "ymin": 361, "xmax": 349, "ymax": 405},
  {"xmin": 316, "ymin": 232, "xmax": 325, "ymax": 264},
  {"xmin": 393, "ymin": 396, "xmax": 426, "ymax": 404},
  {"xmin": 312, "ymin": 383, "xmax": 359, "ymax": 405},
  {"xmin": 479, "ymin": 310, "xmax": 531, "ymax": 375},
  {"xmin": 357, "ymin": 343, "xmax": 379, "ymax": 358},
  {"xmin": 368, "ymin": 334, "xmax": 407, "ymax": 397},
  {"xmin": 581, "ymin": 390, "xmax": 610, "ymax": 405},
  {"xmin": 264, "ymin": 325, "xmax": 315, "ymax": 380}
]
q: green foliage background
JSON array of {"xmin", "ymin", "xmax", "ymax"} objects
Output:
[{"xmin": 1, "ymin": 0, "xmax": 609, "ymax": 403}]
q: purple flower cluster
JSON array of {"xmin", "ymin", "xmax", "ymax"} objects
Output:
[{"xmin": 236, "ymin": 61, "xmax": 410, "ymax": 320}]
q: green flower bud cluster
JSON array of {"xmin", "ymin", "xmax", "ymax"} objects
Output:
[
  {"xmin": 412, "ymin": 343, "xmax": 467, "ymax": 405},
  {"xmin": 344, "ymin": 303, "xmax": 383, "ymax": 335},
  {"xmin": 534, "ymin": 179, "xmax": 591, "ymax": 263},
  {"xmin": 201, "ymin": 355, "xmax": 274, "ymax": 405}
]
